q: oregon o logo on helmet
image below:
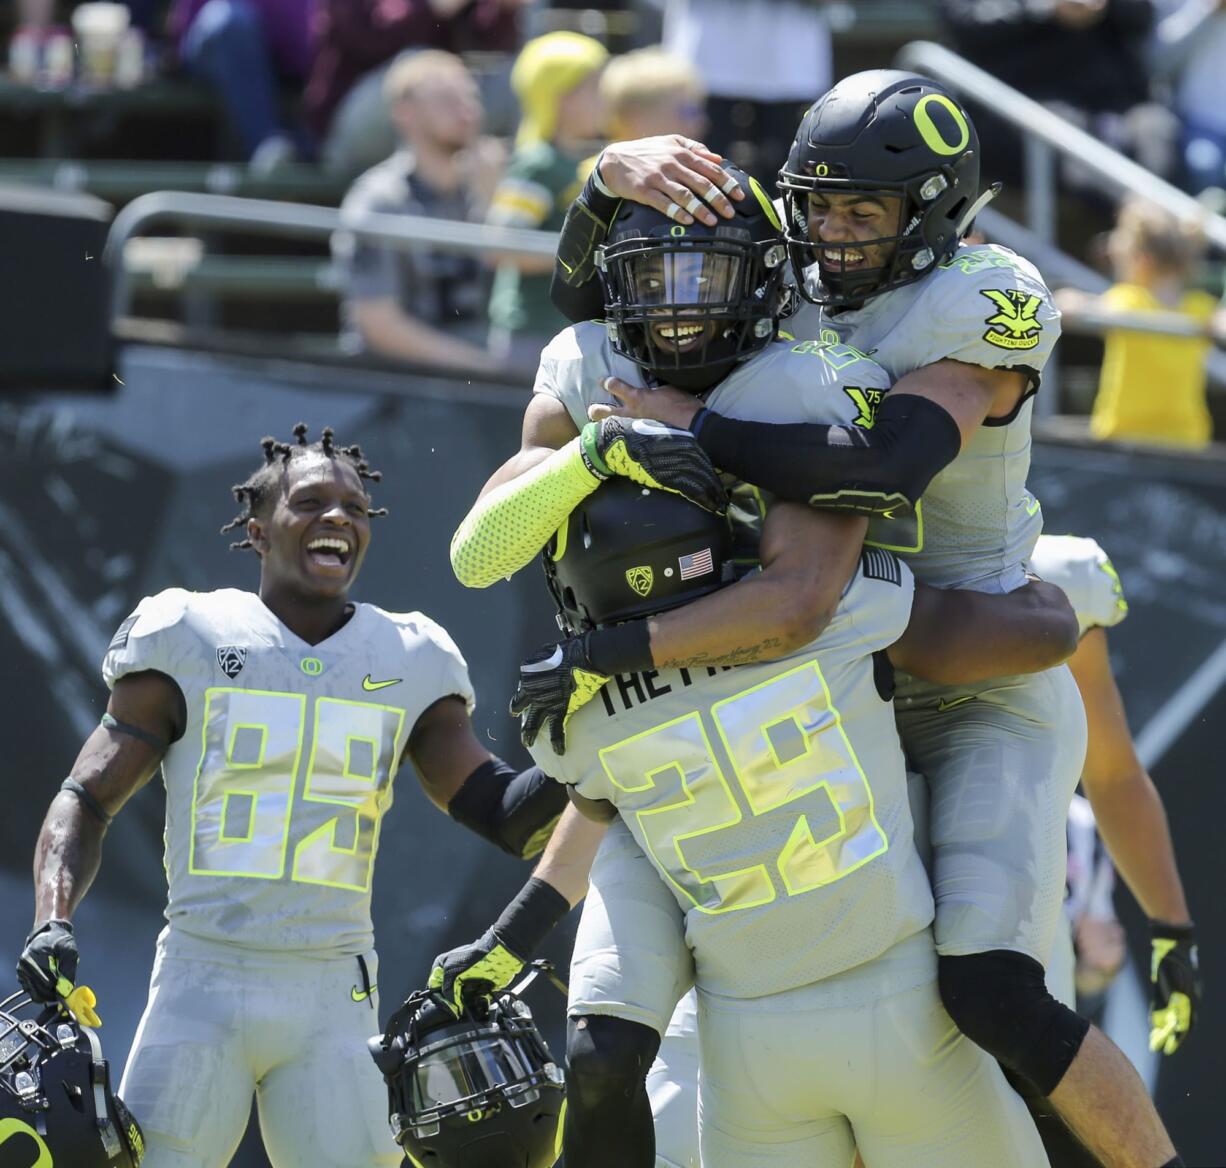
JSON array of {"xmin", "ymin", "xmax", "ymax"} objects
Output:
[
  {"xmin": 913, "ymin": 94, "xmax": 969, "ymax": 156},
  {"xmin": 670, "ymin": 224, "xmax": 686, "ymax": 237},
  {"xmin": 0, "ymin": 1118, "xmax": 54, "ymax": 1167},
  {"xmin": 814, "ymin": 162, "xmax": 829, "ymax": 177}
]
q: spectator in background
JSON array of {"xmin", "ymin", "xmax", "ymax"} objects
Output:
[
  {"xmin": 1059, "ymin": 198, "xmax": 1218, "ymax": 448},
  {"xmin": 332, "ymin": 50, "xmax": 497, "ymax": 373},
  {"xmin": 171, "ymin": 0, "xmax": 314, "ymax": 168},
  {"xmin": 661, "ymin": 0, "xmax": 831, "ymax": 184},
  {"xmin": 942, "ymin": 0, "xmax": 1177, "ymax": 184},
  {"xmin": 307, "ymin": 0, "xmax": 526, "ymax": 176},
  {"xmin": 486, "ymin": 31, "xmax": 608, "ymax": 370},
  {"xmin": 600, "ymin": 45, "xmax": 706, "ymax": 143},
  {"xmin": 1151, "ymin": 0, "xmax": 1226, "ymax": 194}
]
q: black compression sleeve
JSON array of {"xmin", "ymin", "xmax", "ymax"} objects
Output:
[
  {"xmin": 550, "ymin": 168, "xmax": 619, "ymax": 324},
  {"xmin": 448, "ymin": 759, "xmax": 569, "ymax": 859},
  {"xmin": 692, "ymin": 393, "xmax": 961, "ymax": 516}
]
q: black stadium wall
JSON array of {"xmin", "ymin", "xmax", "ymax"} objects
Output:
[{"xmin": 0, "ymin": 346, "xmax": 1222, "ymax": 1165}]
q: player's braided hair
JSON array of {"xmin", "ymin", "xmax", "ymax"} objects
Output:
[{"xmin": 220, "ymin": 422, "xmax": 387, "ymax": 552}]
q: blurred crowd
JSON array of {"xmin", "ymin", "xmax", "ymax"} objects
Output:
[{"xmin": 7, "ymin": 0, "xmax": 1226, "ymax": 441}]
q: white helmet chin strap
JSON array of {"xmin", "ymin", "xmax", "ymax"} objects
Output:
[{"xmin": 956, "ymin": 182, "xmax": 1003, "ymax": 239}]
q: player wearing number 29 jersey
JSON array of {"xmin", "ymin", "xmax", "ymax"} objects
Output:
[{"xmin": 18, "ymin": 426, "xmax": 567, "ymax": 1168}]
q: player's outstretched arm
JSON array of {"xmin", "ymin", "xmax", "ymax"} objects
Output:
[
  {"xmin": 428, "ymin": 803, "xmax": 606, "ymax": 1014},
  {"xmin": 406, "ymin": 695, "xmax": 568, "ymax": 860},
  {"xmin": 452, "ymin": 394, "xmax": 726, "ymax": 588},
  {"xmin": 512, "ymin": 502, "xmax": 866, "ymax": 753},
  {"xmin": 889, "ymin": 577, "xmax": 1079, "ymax": 684},
  {"xmin": 1067, "ymin": 627, "xmax": 1200, "ymax": 1054},
  {"xmin": 20, "ymin": 670, "xmax": 179, "ymax": 1004}
]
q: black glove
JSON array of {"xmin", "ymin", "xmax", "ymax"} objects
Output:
[
  {"xmin": 17, "ymin": 919, "xmax": 78, "ymax": 1003},
  {"xmin": 428, "ymin": 931, "xmax": 527, "ymax": 1017},
  {"xmin": 1149, "ymin": 921, "xmax": 1201, "ymax": 1055},
  {"xmin": 428, "ymin": 879, "xmax": 571, "ymax": 1016},
  {"xmin": 581, "ymin": 417, "xmax": 727, "ymax": 514},
  {"xmin": 510, "ymin": 636, "xmax": 611, "ymax": 755}
]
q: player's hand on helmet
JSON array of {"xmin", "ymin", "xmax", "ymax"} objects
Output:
[
  {"xmin": 511, "ymin": 636, "xmax": 610, "ymax": 756},
  {"xmin": 596, "ymin": 136, "xmax": 743, "ymax": 226},
  {"xmin": 1149, "ymin": 921, "xmax": 1201, "ymax": 1055},
  {"xmin": 590, "ymin": 377, "xmax": 704, "ymax": 433},
  {"xmin": 428, "ymin": 930, "xmax": 526, "ymax": 1017},
  {"xmin": 17, "ymin": 919, "xmax": 79, "ymax": 1004},
  {"xmin": 580, "ymin": 414, "xmax": 726, "ymax": 515}
]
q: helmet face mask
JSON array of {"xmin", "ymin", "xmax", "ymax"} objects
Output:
[
  {"xmin": 0, "ymin": 991, "xmax": 145, "ymax": 1167},
  {"xmin": 597, "ymin": 164, "xmax": 794, "ymax": 392},
  {"xmin": 372, "ymin": 986, "xmax": 564, "ymax": 1168},
  {"xmin": 779, "ymin": 70, "xmax": 981, "ymax": 309}
]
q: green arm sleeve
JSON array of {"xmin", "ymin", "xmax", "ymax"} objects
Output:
[{"xmin": 450, "ymin": 437, "xmax": 602, "ymax": 588}]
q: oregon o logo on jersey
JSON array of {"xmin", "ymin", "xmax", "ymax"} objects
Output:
[
  {"xmin": 625, "ymin": 566, "xmax": 654, "ymax": 597},
  {"xmin": 0, "ymin": 1117, "xmax": 54, "ymax": 1167},
  {"xmin": 981, "ymin": 288, "xmax": 1043, "ymax": 351}
]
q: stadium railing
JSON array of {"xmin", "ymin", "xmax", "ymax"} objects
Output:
[{"xmin": 895, "ymin": 40, "xmax": 1226, "ymax": 256}]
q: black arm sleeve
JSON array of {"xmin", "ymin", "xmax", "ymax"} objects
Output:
[
  {"xmin": 692, "ymin": 393, "xmax": 962, "ymax": 517},
  {"xmin": 549, "ymin": 168, "xmax": 619, "ymax": 324},
  {"xmin": 448, "ymin": 759, "xmax": 568, "ymax": 860}
]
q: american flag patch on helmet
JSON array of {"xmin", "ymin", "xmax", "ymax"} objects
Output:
[{"xmin": 678, "ymin": 548, "xmax": 714, "ymax": 580}]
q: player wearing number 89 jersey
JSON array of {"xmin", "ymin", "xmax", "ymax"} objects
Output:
[{"xmin": 17, "ymin": 425, "xmax": 568, "ymax": 1168}]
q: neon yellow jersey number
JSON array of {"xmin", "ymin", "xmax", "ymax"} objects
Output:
[
  {"xmin": 190, "ymin": 688, "xmax": 400, "ymax": 890},
  {"xmin": 292, "ymin": 697, "xmax": 404, "ymax": 891},
  {"xmin": 599, "ymin": 661, "xmax": 887, "ymax": 913}
]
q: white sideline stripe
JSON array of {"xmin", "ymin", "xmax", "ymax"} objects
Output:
[{"xmin": 1134, "ymin": 634, "xmax": 1226, "ymax": 770}]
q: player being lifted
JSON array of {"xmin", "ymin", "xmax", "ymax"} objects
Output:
[
  {"xmin": 15, "ymin": 425, "xmax": 568, "ymax": 1168},
  {"xmin": 446, "ymin": 166, "xmax": 1081, "ymax": 1166},
  {"xmin": 536, "ymin": 70, "xmax": 1182, "ymax": 1168}
]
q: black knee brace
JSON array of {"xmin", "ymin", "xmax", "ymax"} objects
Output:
[
  {"xmin": 565, "ymin": 1014, "xmax": 662, "ymax": 1107},
  {"xmin": 939, "ymin": 950, "xmax": 1090, "ymax": 1096}
]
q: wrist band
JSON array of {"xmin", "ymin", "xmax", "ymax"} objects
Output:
[
  {"xmin": 585, "ymin": 621, "xmax": 654, "ymax": 676},
  {"xmin": 492, "ymin": 877, "xmax": 571, "ymax": 959}
]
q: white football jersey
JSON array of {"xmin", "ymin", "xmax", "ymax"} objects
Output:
[
  {"xmin": 530, "ymin": 553, "xmax": 934, "ymax": 999},
  {"xmin": 103, "ymin": 588, "xmax": 474, "ymax": 956},
  {"xmin": 792, "ymin": 243, "xmax": 1061, "ymax": 592}
]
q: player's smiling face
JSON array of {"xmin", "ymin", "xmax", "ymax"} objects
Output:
[
  {"xmin": 806, "ymin": 192, "xmax": 903, "ymax": 276},
  {"xmin": 251, "ymin": 455, "xmax": 372, "ymax": 600}
]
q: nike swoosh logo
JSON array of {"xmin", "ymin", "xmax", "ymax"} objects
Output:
[
  {"xmin": 937, "ymin": 695, "xmax": 976, "ymax": 713},
  {"xmin": 523, "ymin": 646, "xmax": 565, "ymax": 673},
  {"xmin": 362, "ymin": 675, "xmax": 401, "ymax": 691},
  {"xmin": 351, "ymin": 984, "xmax": 376, "ymax": 1002}
]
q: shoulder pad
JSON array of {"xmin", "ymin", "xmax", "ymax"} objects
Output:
[{"xmin": 102, "ymin": 588, "xmax": 196, "ymax": 689}]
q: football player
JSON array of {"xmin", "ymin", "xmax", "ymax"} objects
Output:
[
  {"xmin": 446, "ymin": 169, "xmax": 1080, "ymax": 1166},
  {"xmin": 450, "ymin": 477, "xmax": 1062, "ymax": 1168},
  {"xmin": 1030, "ymin": 535, "xmax": 1200, "ymax": 1052},
  {"xmin": 538, "ymin": 71, "xmax": 1181, "ymax": 1167},
  {"xmin": 15, "ymin": 425, "xmax": 567, "ymax": 1168}
]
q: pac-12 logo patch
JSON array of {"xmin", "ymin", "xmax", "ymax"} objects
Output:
[
  {"xmin": 980, "ymin": 288, "xmax": 1043, "ymax": 351},
  {"xmin": 625, "ymin": 566, "xmax": 654, "ymax": 597},
  {"xmin": 217, "ymin": 646, "xmax": 247, "ymax": 679}
]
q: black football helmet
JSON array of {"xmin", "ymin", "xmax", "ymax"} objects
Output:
[
  {"xmin": 596, "ymin": 161, "xmax": 796, "ymax": 392},
  {"xmin": 370, "ymin": 980, "xmax": 564, "ymax": 1168},
  {"xmin": 0, "ymin": 990, "xmax": 145, "ymax": 1167},
  {"xmin": 543, "ymin": 477, "xmax": 733, "ymax": 636},
  {"xmin": 779, "ymin": 70, "xmax": 989, "ymax": 307}
]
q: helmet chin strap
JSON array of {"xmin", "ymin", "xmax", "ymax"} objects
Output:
[{"xmin": 956, "ymin": 182, "xmax": 1003, "ymax": 239}]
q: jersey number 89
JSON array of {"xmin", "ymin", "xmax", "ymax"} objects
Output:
[{"xmin": 188, "ymin": 688, "xmax": 404, "ymax": 892}]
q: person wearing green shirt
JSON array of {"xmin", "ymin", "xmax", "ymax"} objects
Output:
[{"xmin": 487, "ymin": 31, "xmax": 608, "ymax": 371}]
